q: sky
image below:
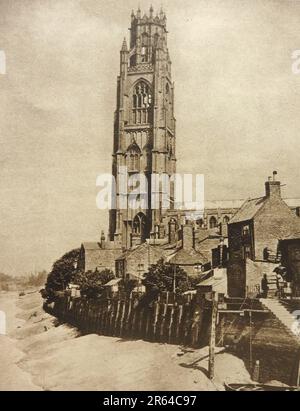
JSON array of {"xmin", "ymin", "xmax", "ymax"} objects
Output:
[{"xmin": 1, "ymin": 0, "xmax": 300, "ymax": 276}]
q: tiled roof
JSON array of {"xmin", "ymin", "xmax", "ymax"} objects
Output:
[
  {"xmin": 116, "ymin": 242, "xmax": 165, "ymax": 261},
  {"xmin": 167, "ymin": 247, "xmax": 208, "ymax": 265},
  {"xmin": 229, "ymin": 196, "xmax": 266, "ymax": 224}
]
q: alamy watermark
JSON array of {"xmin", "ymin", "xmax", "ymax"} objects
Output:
[{"xmin": 96, "ymin": 168, "xmax": 204, "ymax": 213}]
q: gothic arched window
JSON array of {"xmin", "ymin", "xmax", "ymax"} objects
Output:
[
  {"xmin": 127, "ymin": 151, "xmax": 140, "ymax": 172},
  {"xmin": 132, "ymin": 212, "xmax": 147, "ymax": 242},
  {"xmin": 141, "ymin": 33, "xmax": 149, "ymax": 62},
  {"xmin": 132, "ymin": 81, "xmax": 152, "ymax": 124},
  {"xmin": 209, "ymin": 216, "xmax": 218, "ymax": 229},
  {"xmin": 196, "ymin": 218, "xmax": 204, "ymax": 228},
  {"xmin": 223, "ymin": 215, "xmax": 230, "ymax": 224}
]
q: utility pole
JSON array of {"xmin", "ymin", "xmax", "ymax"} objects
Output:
[{"xmin": 209, "ymin": 291, "xmax": 217, "ymax": 380}]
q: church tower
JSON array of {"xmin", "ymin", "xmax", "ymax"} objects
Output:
[{"xmin": 109, "ymin": 7, "xmax": 177, "ymax": 249}]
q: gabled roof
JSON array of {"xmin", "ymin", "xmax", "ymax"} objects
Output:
[
  {"xmin": 167, "ymin": 247, "xmax": 208, "ymax": 265},
  {"xmin": 229, "ymin": 196, "xmax": 266, "ymax": 224},
  {"xmin": 104, "ymin": 278, "xmax": 122, "ymax": 287},
  {"xmin": 82, "ymin": 242, "xmax": 101, "ymax": 250},
  {"xmin": 116, "ymin": 242, "xmax": 165, "ymax": 261}
]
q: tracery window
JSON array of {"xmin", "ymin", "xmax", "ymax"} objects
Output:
[
  {"xmin": 132, "ymin": 81, "xmax": 152, "ymax": 124},
  {"xmin": 141, "ymin": 33, "xmax": 149, "ymax": 62},
  {"xmin": 127, "ymin": 152, "xmax": 140, "ymax": 172},
  {"xmin": 132, "ymin": 213, "xmax": 147, "ymax": 242}
]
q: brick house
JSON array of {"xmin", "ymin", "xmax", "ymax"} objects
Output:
[{"xmin": 227, "ymin": 173, "xmax": 300, "ymax": 297}]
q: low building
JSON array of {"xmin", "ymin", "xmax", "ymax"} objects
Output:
[
  {"xmin": 103, "ymin": 278, "xmax": 122, "ymax": 293},
  {"xmin": 166, "ymin": 224, "xmax": 210, "ymax": 276},
  {"xmin": 115, "ymin": 241, "xmax": 168, "ymax": 281},
  {"xmin": 78, "ymin": 232, "xmax": 122, "ymax": 274},
  {"xmin": 227, "ymin": 172, "xmax": 300, "ymax": 297}
]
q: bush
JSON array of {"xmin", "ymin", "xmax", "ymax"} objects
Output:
[
  {"xmin": 142, "ymin": 258, "xmax": 191, "ymax": 295},
  {"xmin": 45, "ymin": 248, "xmax": 80, "ymax": 301},
  {"xmin": 74, "ymin": 268, "xmax": 115, "ymax": 299}
]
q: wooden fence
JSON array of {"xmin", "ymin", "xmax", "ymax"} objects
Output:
[{"xmin": 44, "ymin": 291, "xmax": 211, "ymax": 347}]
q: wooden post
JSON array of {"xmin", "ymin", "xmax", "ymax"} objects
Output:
[
  {"xmin": 209, "ymin": 291, "xmax": 217, "ymax": 380},
  {"xmin": 249, "ymin": 310, "xmax": 253, "ymax": 372}
]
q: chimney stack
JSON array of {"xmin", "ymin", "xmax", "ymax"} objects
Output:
[
  {"xmin": 265, "ymin": 171, "xmax": 281, "ymax": 198},
  {"xmin": 182, "ymin": 222, "xmax": 195, "ymax": 249}
]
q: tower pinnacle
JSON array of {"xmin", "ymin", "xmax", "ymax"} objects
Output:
[{"xmin": 121, "ymin": 37, "xmax": 128, "ymax": 52}]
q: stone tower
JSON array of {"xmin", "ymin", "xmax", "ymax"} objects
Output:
[{"xmin": 109, "ymin": 7, "xmax": 177, "ymax": 249}]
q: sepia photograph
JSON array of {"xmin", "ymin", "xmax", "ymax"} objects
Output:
[{"xmin": 1, "ymin": 0, "xmax": 300, "ymax": 397}]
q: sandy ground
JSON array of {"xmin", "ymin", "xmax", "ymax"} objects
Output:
[{"xmin": 0, "ymin": 290, "xmax": 251, "ymax": 391}]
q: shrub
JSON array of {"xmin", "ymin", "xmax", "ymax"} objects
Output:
[
  {"xmin": 142, "ymin": 258, "xmax": 191, "ymax": 295},
  {"xmin": 74, "ymin": 268, "xmax": 115, "ymax": 299},
  {"xmin": 45, "ymin": 248, "xmax": 80, "ymax": 301}
]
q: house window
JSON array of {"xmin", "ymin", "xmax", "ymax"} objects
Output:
[
  {"xmin": 242, "ymin": 225, "xmax": 250, "ymax": 237},
  {"xmin": 243, "ymin": 245, "xmax": 251, "ymax": 260}
]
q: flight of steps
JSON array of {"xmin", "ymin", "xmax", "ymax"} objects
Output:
[
  {"xmin": 260, "ymin": 298, "xmax": 299, "ymax": 338},
  {"xmin": 265, "ymin": 272, "xmax": 284, "ymax": 298}
]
